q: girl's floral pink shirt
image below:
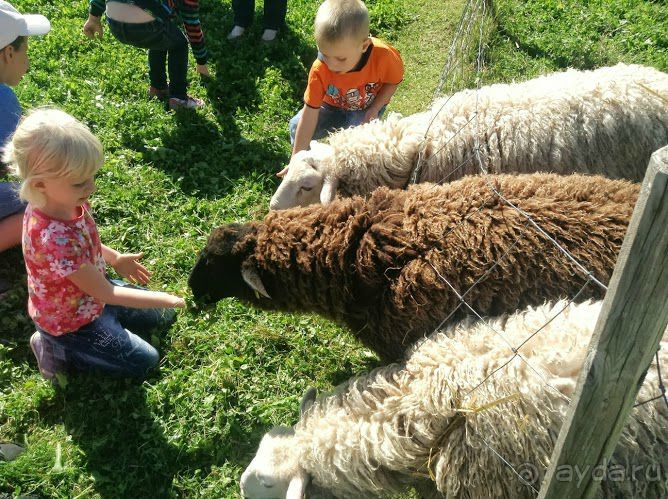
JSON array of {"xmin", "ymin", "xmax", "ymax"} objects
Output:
[{"xmin": 22, "ymin": 203, "xmax": 106, "ymax": 336}]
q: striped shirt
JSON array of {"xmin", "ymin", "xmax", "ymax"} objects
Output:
[{"xmin": 89, "ymin": 0, "xmax": 208, "ymax": 64}]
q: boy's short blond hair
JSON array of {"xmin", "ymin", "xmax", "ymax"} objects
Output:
[
  {"xmin": 314, "ymin": 0, "xmax": 369, "ymax": 44},
  {"xmin": 3, "ymin": 108, "xmax": 103, "ymax": 207}
]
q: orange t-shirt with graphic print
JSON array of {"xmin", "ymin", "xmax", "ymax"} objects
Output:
[{"xmin": 303, "ymin": 37, "xmax": 404, "ymax": 112}]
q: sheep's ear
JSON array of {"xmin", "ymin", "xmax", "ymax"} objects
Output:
[
  {"xmin": 241, "ymin": 262, "xmax": 271, "ymax": 299},
  {"xmin": 320, "ymin": 177, "xmax": 339, "ymax": 204},
  {"xmin": 285, "ymin": 469, "xmax": 309, "ymax": 499},
  {"xmin": 300, "ymin": 387, "xmax": 317, "ymax": 415}
]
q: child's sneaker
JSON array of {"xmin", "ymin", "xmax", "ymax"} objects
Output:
[
  {"xmin": 30, "ymin": 332, "xmax": 58, "ymax": 380},
  {"xmin": 261, "ymin": 29, "xmax": 278, "ymax": 43},
  {"xmin": 168, "ymin": 95, "xmax": 204, "ymax": 110},
  {"xmin": 148, "ymin": 86, "xmax": 169, "ymax": 102},
  {"xmin": 227, "ymin": 25, "xmax": 245, "ymax": 40}
]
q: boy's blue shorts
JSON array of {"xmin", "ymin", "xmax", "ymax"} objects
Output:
[
  {"xmin": 0, "ymin": 182, "xmax": 26, "ymax": 220},
  {"xmin": 289, "ymin": 103, "xmax": 387, "ymax": 144}
]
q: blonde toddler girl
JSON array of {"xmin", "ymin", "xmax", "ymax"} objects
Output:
[{"xmin": 4, "ymin": 108, "xmax": 185, "ymax": 380}]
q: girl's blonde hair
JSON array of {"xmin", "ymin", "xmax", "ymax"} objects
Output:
[
  {"xmin": 2, "ymin": 108, "xmax": 103, "ymax": 207},
  {"xmin": 314, "ymin": 0, "xmax": 369, "ymax": 45}
]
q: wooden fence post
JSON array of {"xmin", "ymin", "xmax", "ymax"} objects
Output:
[{"xmin": 538, "ymin": 145, "xmax": 668, "ymax": 499}]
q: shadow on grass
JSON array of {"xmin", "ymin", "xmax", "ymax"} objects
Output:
[
  {"xmin": 136, "ymin": 2, "xmax": 317, "ymax": 201},
  {"xmin": 37, "ymin": 378, "xmax": 178, "ymax": 498},
  {"xmin": 0, "ymin": 248, "xmax": 31, "ymax": 356}
]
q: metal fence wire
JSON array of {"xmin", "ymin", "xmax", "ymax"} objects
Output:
[{"xmin": 409, "ymin": 0, "xmax": 668, "ymax": 494}]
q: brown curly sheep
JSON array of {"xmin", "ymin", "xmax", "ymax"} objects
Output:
[{"xmin": 189, "ymin": 173, "xmax": 638, "ymax": 361}]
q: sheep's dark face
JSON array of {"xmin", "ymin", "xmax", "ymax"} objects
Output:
[{"xmin": 188, "ymin": 224, "xmax": 257, "ymax": 304}]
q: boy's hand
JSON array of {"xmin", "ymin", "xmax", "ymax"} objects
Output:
[
  {"xmin": 113, "ymin": 252, "xmax": 151, "ymax": 285},
  {"xmin": 83, "ymin": 15, "xmax": 104, "ymax": 39},
  {"xmin": 196, "ymin": 64, "xmax": 210, "ymax": 76},
  {"xmin": 363, "ymin": 107, "xmax": 380, "ymax": 124}
]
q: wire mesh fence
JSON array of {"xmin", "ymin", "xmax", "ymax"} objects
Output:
[{"xmin": 410, "ymin": 0, "xmax": 668, "ymax": 495}]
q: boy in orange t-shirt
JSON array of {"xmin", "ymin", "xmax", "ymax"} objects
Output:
[{"xmin": 287, "ymin": 0, "xmax": 404, "ymax": 159}]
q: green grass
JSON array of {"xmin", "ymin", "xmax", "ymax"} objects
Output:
[
  {"xmin": 486, "ymin": 0, "xmax": 668, "ymax": 81},
  {"xmin": 1, "ymin": 0, "xmax": 666, "ymax": 497}
]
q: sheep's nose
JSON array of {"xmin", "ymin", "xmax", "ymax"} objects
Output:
[
  {"xmin": 269, "ymin": 197, "xmax": 281, "ymax": 210},
  {"xmin": 189, "ymin": 286, "xmax": 216, "ymax": 306}
]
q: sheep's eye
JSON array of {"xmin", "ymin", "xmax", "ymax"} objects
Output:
[{"xmin": 300, "ymin": 186, "xmax": 313, "ymax": 192}]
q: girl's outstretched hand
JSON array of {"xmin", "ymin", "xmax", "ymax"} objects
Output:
[
  {"xmin": 168, "ymin": 295, "xmax": 186, "ymax": 308},
  {"xmin": 113, "ymin": 252, "xmax": 151, "ymax": 285}
]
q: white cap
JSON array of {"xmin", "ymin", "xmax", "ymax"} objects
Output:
[{"xmin": 0, "ymin": 1, "xmax": 50, "ymax": 49}]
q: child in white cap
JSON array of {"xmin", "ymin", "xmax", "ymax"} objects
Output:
[
  {"xmin": 0, "ymin": 3, "xmax": 50, "ymax": 459},
  {"xmin": 0, "ymin": 0, "xmax": 50, "ymax": 148},
  {"xmin": 0, "ymin": 1, "xmax": 50, "ymax": 259}
]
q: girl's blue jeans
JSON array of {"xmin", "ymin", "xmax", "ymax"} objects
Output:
[
  {"xmin": 289, "ymin": 103, "xmax": 386, "ymax": 144},
  {"xmin": 37, "ymin": 280, "xmax": 176, "ymax": 379},
  {"xmin": 106, "ymin": 17, "xmax": 189, "ymax": 99}
]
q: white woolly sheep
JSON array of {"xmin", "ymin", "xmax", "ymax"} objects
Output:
[
  {"xmin": 240, "ymin": 300, "xmax": 668, "ymax": 498},
  {"xmin": 270, "ymin": 63, "xmax": 668, "ymax": 210}
]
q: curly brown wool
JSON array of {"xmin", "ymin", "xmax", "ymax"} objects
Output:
[{"xmin": 189, "ymin": 173, "xmax": 638, "ymax": 362}]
